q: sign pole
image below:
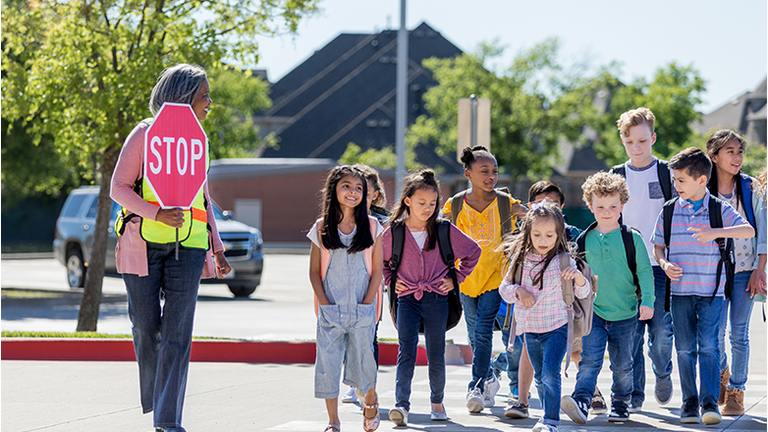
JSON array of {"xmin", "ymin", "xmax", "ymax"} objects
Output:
[{"xmin": 175, "ymin": 228, "xmax": 179, "ymax": 260}]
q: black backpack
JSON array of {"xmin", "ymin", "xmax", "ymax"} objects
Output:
[
  {"xmin": 576, "ymin": 222, "xmax": 642, "ymax": 298},
  {"xmin": 388, "ymin": 218, "xmax": 462, "ymax": 332},
  {"xmin": 611, "ymin": 159, "xmax": 673, "ymax": 225},
  {"xmin": 661, "ymin": 196, "xmax": 735, "ymax": 312}
]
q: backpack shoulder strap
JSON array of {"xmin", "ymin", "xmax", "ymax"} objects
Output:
[
  {"xmin": 495, "ymin": 188, "xmax": 513, "ymax": 237},
  {"xmin": 620, "ymin": 224, "xmax": 641, "ymax": 297},
  {"xmin": 610, "ymin": 163, "xmax": 627, "ymax": 178},
  {"xmin": 657, "ymin": 159, "xmax": 673, "ymax": 201},
  {"xmin": 740, "ymin": 174, "xmax": 756, "ymax": 228},
  {"xmin": 575, "ymin": 221, "xmax": 598, "ymax": 254},
  {"xmin": 436, "ymin": 219, "xmax": 457, "ymax": 273},
  {"xmin": 559, "ymin": 252, "xmax": 575, "ymax": 306},
  {"xmin": 389, "ymin": 223, "xmax": 406, "ymax": 299},
  {"xmin": 662, "ymin": 197, "xmax": 678, "ymax": 311},
  {"xmin": 450, "ymin": 191, "xmax": 467, "ymax": 224}
]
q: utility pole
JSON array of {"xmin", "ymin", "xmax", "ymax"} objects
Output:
[{"xmin": 395, "ymin": 0, "xmax": 407, "ymax": 201}]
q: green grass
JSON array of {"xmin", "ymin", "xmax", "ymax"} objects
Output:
[
  {"xmin": 1, "ymin": 330, "xmax": 239, "ymax": 340},
  {"xmin": 1, "ymin": 290, "xmax": 66, "ymax": 299}
]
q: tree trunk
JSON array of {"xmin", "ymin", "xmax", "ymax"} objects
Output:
[{"xmin": 76, "ymin": 146, "xmax": 119, "ymax": 332}]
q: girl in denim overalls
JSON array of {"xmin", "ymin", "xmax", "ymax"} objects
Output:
[{"xmin": 308, "ymin": 165, "xmax": 383, "ymax": 432}]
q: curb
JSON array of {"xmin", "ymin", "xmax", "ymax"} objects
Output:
[{"xmin": 0, "ymin": 339, "xmax": 476, "ymax": 365}]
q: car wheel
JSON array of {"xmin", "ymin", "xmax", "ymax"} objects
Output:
[
  {"xmin": 228, "ymin": 284, "xmax": 257, "ymax": 298},
  {"xmin": 66, "ymin": 247, "xmax": 86, "ymax": 288}
]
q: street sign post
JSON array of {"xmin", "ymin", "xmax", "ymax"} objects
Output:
[
  {"xmin": 457, "ymin": 95, "xmax": 491, "ymax": 163},
  {"xmin": 144, "ymin": 102, "xmax": 208, "ymax": 258}
]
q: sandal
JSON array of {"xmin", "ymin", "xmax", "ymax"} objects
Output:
[
  {"xmin": 323, "ymin": 425, "xmax": 340, "ymax": 432},
  {"xmin": 362, "ymin": 402, "xmax": 380, "ymax": 432}
]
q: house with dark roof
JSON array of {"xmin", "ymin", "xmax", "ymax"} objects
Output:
[
  {"xmin": 692, "ymin": 78, "xmax": 767, "ymax": 145},
  {"xmin": 254, "ymin": 22, "xmax": 465, "ymax": 174}
]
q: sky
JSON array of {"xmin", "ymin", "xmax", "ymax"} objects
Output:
[{"xmin": 251, "ymin": 0, "xmax": 767, "ymax": 114}]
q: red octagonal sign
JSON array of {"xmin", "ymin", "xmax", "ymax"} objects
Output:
[{"xmin": 144, "ymin": 102, "xmax": 208, "ymax": 209}]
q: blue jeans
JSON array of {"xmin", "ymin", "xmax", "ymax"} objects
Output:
[
  {"xmin": 718, "ymin": 271, "xmax": 754, "ymax": 390},
  {"xmin": 632, "ymin": 266, "xmax": 675, "ymax": 402},
  {"xmin": 395, "ymin": 292, "xmax": 448, "ymax": 412},
  {"xmin": 492, "ymin": 313, "xmax": 523, "ymax": 391},
  {"xmin": 671, "ymin": 295, "xmax": 723, "ymax": 409},
  {"xmin": 525, "ymin": 325, "xmax": 567, "ymax": 426},
  {"xmin": 461, "ymin": 289, "xmax": 502, "ymax": 390},
  {"xmin": 573, "ymin": 313, "xmax": 636, "ymax": 410},
  {"xmin": 123, "ymin": 243, "xmax": 206, "ymax": 430}
]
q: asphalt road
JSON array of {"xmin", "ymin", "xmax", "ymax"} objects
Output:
[{"xmin": 0, "ymin": 255, "xmax": 473, "ymax": 344}]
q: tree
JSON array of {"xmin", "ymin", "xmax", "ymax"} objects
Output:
[
  {"xmin": 2, "ymin": 0, "xmax": 318, "ymax": 331},
  {"xmin": 338, "ymin": 142, "xmax": 425, "ymax": 171},
  {"xmin": 408, "ymin": 39, "xmax": 613, "ymax": 180},
  {"xmin": 592, "ymin": 63, "xmax": 707, "ymax": 166}
]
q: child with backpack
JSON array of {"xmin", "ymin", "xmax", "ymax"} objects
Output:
[
  {"xmin": 307, "ymin": 165, "xmax": 384, "ymax": 432},
  {"xmin": 341, "ymin": 164, "xmax": 391, "ymax": 405},
  {"xmin": 383, "ymin": 170, "xmax": 481, "ymax": 426},
  {"xmin": 609, "ymin": 107, "xmax": 675, "ymax": 412},
  {"xmin": 652, "ymin": 147, "xmax": 754, "ymax": 425},
  {"xmin": 561, "ymin": 172, "xmax": 655, "ymax": 425},
  {"xmin": 705, "ymin": 131, "xmax": 767, "ymax": 416},
  {"xmin": 441, "ymin": 145, "xmax": 528, "ymax": 412},
  {"xmin": 498, "ymin": 202, "xmax": 592, "ymax": 432}
]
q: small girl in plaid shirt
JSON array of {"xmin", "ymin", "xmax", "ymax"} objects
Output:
[{"xmin": 498, "ymin": 202, "xmax": 591, "ymax": 432}]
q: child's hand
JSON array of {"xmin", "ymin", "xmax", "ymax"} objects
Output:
[
  {"xmin": 748, "ymin": 269, "xmax": 767, "ymax": 297},
  {"xmin": 517, "ymin": 288, "xmax": 535, "ymax": 307},
  {"xmin": 437, "ymin": 278, "xmax": 454, "ymax": 293},
  {"xmin": 663, "ymin": 261, "xmax": 683, "ymax": 281},
  {"xmin": 395, "ymin": 280, "xmax": 410, "ymax": 294},
  {"xmin": 638, "ymin": 305, "xmax": 654, "ymax": 321},
  {"xmin": 561, "ymin": 265, "xmax": 586, "ymax": 287},
  {"xmin": 688, "ymin": 227, "xmax": 717, "ymax": 244}
]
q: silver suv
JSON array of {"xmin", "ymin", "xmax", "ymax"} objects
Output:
[{"xmin": 53, "ymin": 186, "xmax": 264, "ymax": 297}]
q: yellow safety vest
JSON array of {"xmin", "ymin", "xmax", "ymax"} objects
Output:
[{"xmin": 139, "ymin": 179, "xmax": 210, "ymax": 250}]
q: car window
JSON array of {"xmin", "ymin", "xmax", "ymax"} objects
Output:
[
  {"xmin": 62, "ymin": 194, "xmax": 88, "ymax": 218},
  {"xmin": 85, "ymin": 197, "xmax": 122, "ymax": 220}
]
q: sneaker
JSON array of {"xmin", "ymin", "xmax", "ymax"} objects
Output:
[
  {"xmin": 531, "ymin": 419, "xmax": 546, "ymax": 431},
  {"xmin": 341, "ymin": 387, "xmax": 358, "ymax": 404},
  {"xmin": 655, "ymin": 377, "xmax": 673, "ymax": 405},
  {"xmin": 590, "ymin": 393, "xmax": 608, "ymax": 415},
  {"xmin": 722, "ymin": 388, "xmax": 745, "ymax": 416},
  {"xmin": 388, "ymin": 407, "xmax": 408, "ymax": 426},
  {"xmin": 560, "ymin": 395, "xmax": 589, "ymax": 424},
  {"xmin": 483, "ymin": 375, "xmax": 501, "ymax": 408},
  {"xmin": 702, "ymin": 407, "xmax": 722, "ymax": 425},
  {"xmin": 628, "ymin": 399, "xmax": 643, "ymax": 413},
  {"xmin": 466, "ymin": 387, "xmax": 484, "ymax": 413},
  {"xmin": 608, "ymin": 404, "xmax": 630, "ymax": 422},
  {"xmin": 540, "ymin": 425, "xmax": 559, "ymax": 432},
  {"xmin": 504, "ymin": 399, "xmax": 529, "ymax": 418},
  {"xmin": 680, "ymin": 403, "xmax": 700, "ymax": 424}
]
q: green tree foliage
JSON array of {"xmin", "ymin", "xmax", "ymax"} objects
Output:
[
  {"xmin": 593, "ymin": 63, "xmax": 707, "ymax": 165},
  {"xmin": 1, "ymin": 0, "xmax": 317, "ymax": 331},
  {"xmin": 408, "ymin": 39, "xmax": 613, "ymax": 180},
  {"xmin": 338, "ymin": 142, "xmax": 425, "ymax": 171}
]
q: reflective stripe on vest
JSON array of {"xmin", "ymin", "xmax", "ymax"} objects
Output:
[{"xmin": 139, "ymin": 180, "xmax": 209, "ymax": 249}]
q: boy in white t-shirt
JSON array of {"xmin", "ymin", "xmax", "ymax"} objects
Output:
[{"xmin": 608, "ymin": 107, "xmax": 675, "ymax": 412}]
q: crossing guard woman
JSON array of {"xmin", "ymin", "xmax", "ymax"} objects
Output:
[{"xmin": 111, "ymin": 64, "xmax": 231, "ymax": 432}]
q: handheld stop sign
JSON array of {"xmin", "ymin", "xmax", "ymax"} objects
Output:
[{"xmin": 144, "ymin": 102, "xmax": 208, "ymax": 258}]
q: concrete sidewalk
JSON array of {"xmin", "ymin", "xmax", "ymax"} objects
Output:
[{"xmin": 2, "ymin": 360, "xmax": 765, "ymax": 432}]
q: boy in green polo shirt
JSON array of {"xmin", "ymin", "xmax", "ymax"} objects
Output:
[{"xmin": 561, "ymin": 172, "xmax": 655, "ymax": 424}]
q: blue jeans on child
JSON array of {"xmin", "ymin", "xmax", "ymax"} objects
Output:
[
  {"xmin": 525, "ymin": 324, "xmax": 568, "ymax": 426},
  {"xmin": 461, "ymin": 289, "xmax": 502, "ymax": 391},
  {"xmin": 671, "ymin": 295, "xmax": 723, "ymax": 409},
  {"xmin": 572, "ymin": 313, "xmax": 636, "ymax": 410},
  {"xmin": 631, "ymin": 265, "xmax": 675, "ymax": 404},
  {"xmin": 718, "ymin": 271, "xmax": 753, "ymax": 390},
  {"xmin": 492, "ymin": 311, "xmax": 523, "ymax": 392},
  {"xmin": 123, "ymin": 243, "xmax": 206, "ymax": 430},
  {"xmin": 394, "ymin": 292, "xmax": 449, "ymax": 412}
]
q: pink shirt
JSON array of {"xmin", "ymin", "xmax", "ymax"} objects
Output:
[
  {"xmin": 110, "ymin": 121, "xmax": 224, "ymax": 277},
  {"xmin": 499, "ymin": 252, "xmax": 591, "ymax": 335}
]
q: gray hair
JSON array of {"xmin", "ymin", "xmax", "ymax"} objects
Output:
[{"xmin": 149, "ymin": 64, "xmax": 207, "ymax": 116}]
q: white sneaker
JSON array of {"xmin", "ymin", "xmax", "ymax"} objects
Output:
[
  {"xmin": 341, "ymin": 387, "xmax": 357, "ymax": 404},
  {"xmin": 532, "ymin": 419, "xmax": 546, "ymax": 431},
  {"xmin": 389, "ymin": 407, "xmax": 408, "ymax": 426},
  {"xmin": 466, "ymin": 387, "xmax": 484, "ymax": 413},
  {"xmin": 483, "ymin": 375, "xmax": 501, "ymax": 408}
]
